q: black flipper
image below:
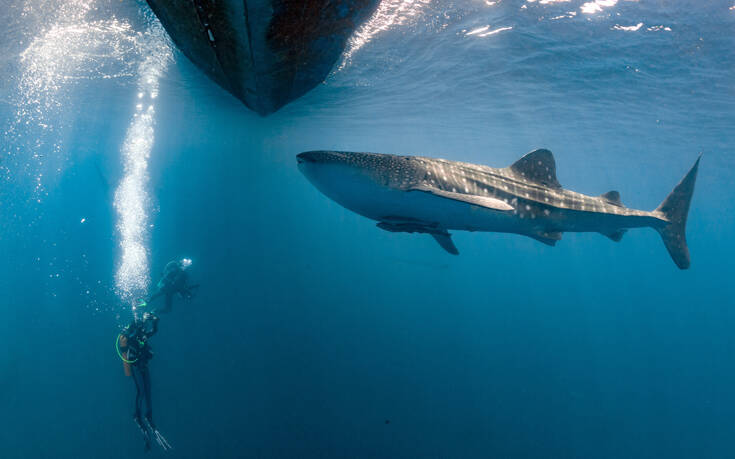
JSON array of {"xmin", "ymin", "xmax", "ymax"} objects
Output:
[
  {"xmin": 430, "ymin": 232, "xmax": 459, "ymax": 255},
  {"xmin": 509, "ymin": 149, "xmax": 562, "ymax": 189},
  {"xmin": 144, "ymin": 418, "xmax": 173, "ymax": 451},
  {"xmin": 134, "ymin": 417, "xmax": 152, "ymax": 452}
]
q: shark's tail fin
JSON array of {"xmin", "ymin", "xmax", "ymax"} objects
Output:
[{"xmin": 654, "ymin": 156, "xmax": 701, "ymax": 269}]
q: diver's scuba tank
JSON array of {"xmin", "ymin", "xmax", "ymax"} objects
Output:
[
  {"xmin": 123, "ymin": 354, "xmax": 132, "ymax": 376},
  {"xmin": 118, "ymin": 335, "xmax": 132, "ymax": 376}
]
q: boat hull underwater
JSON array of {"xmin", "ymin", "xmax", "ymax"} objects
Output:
[
  {"xmin": 297, "ymin": 149, "xmax": 700, "ymax": 269},
  {"xmin": 146, "ymin": 0, "xmax": 380, "ymax": 115}
]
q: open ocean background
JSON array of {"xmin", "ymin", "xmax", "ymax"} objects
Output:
[{"xmin": 1, "ymin": 0, "xmax": 734, "ymax": 457}]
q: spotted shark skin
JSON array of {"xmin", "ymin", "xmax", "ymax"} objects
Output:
[{"xmin": 297, "ymin": 149, "xmax": 700, "ymax": 269}]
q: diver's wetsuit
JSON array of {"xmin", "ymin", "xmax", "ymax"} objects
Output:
[
  {"xmin": 121, "ymin": 315, "xmax": 158, "ymax": 426},
  {"xmin": 147, "ymin": 261, "xmax": 196, "ymax": 313}
]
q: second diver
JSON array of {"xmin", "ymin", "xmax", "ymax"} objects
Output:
[{"xmin": 139, "ymin": 258, "xmax": 198, "ymax": 314}]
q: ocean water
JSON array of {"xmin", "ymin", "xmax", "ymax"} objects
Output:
[{"xmin": 1, "ymin": 0, "xmax": 734, "ymax": 457}]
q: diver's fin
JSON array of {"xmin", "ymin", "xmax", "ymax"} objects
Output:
[
  {"xmin": 654, "ymin": 155, "xmax": 701, "ymax": 269},
  {"xmin": 430, "ymin": 232, "xmax": 459, "ymax": 255},
  {"xmin": 599, "ymin": 229, "xmax": 627, "ymax": 242},
  {"xmin": 153, "ymin": 429, "xmax": 172, "ymax": 451},
  {"xmin": 509, "ymin": 149, "xmax": 562, "ymax": 189},
  {"xmin": 408, "ymin": 185, "xmax": 514, "ymax": 211},
  {"xmin": 600, "ymin": 190, "xmax": 623, "ymax": 207},
  {"xmin": 525, "ymin": 231, "xmax": 562, "ymax": 246},
  {"xmin": 144, "ymin": 418, "xmax": 172, "ymax": 451},
  {"xmin": 134, "ymin": 417, "xmax": 152, "ymax": 452}
]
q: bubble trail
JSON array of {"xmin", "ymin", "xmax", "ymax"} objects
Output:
[{"xmin": 113, "ymin": 21, "xmax": 171, "ymax": 307}]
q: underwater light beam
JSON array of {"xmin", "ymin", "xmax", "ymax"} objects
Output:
[
  {"xmin": 113, "ymin": 22, "xmax": 171, "ymax": 305},
  {"xmin": 6, "ymin": 2, "xmax": 139, "ymax": 200}
]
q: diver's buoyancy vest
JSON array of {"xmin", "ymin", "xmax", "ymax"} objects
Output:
[{"xmin": 124, "ymin": 330, "xmax": 153, "ymax": 364}]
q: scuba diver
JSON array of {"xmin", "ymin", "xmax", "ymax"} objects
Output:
[
  {"xmin": 139, "ymin": 258, "xmax": 198, "ymax": 314},
  {"xmin": 116, "ymin": 312, "xmax": 172, "ymax": 452}
]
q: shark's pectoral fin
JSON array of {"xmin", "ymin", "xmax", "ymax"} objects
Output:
[
  {"xmin": 525, "ymin": 231, "xmax": 562, "ymax": 246},
  {"xmin": 430, "ymin": 232, "xmax": 459, "ymax": 255},
  {"xmin": 407, "ymin": 185, "xmax": 514, "ymax": 211},
  {"xmin": 377, "ymin": 219, "xmax": 437, "ymax": 234},
  {"xmin": 599, "ymin": 229, "xmax": 627, "ymax": 242},
  {"xmin": 377, "ymin": 219, "xmax": 459, "ymax": 255},
  {"xmin": 509, "ymin": 149, "xmax": 562, "ymax": 189}
]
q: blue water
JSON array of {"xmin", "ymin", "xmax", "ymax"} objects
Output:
[{"xmin": 1, "ymin": 0, "xmax": 734, "ymax": 457}]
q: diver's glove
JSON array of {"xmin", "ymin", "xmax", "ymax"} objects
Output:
[{"xmin": 142, "ymin": 312, "xmax": 159, "ymax": 322}]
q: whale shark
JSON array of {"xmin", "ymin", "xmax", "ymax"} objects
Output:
[{"xmin": 297, "ymin": 149, "xmax": 700, "ymax": 269}]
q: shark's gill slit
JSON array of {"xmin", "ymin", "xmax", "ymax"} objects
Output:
[{"xmin": 113, "ymin": 22, "xmax": 171, "ymax": 310}]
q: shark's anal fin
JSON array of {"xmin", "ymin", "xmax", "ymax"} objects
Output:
[
  {"xmin": 525, "ymin": 231, "xmax": 562, "ymax": 246},
  {"xmin": 430, "ymin": 233, "xmax": 459, "ymax": 255},
  {"xmin": 377, "ymin": 220, "xmax": 459, "ymax": 255},
  {"xmin": 408, "ymin": 186, "xmax": 514, "ymax": 211},
  {"xmin": 600, "ymin": 190, "xmax": 623, "ymax": 207},
  {"xmin": 599, "ymin": 229, "xmax": 627, "ymax": 242},
  {"xmin": 509, "ymin": 149, "xmax": 562, "ymax": 189}
]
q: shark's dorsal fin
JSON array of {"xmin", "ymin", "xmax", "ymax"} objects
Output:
[
  {"xmin": 509, "ymin": 149, "xmax": 561, "ymax": 189},
  {"xmin": 600, "ymin": 190, "xmax": 623, "ymax": 207},
  {"xmin": 408, "ymin": 185, "xmax": 514, "ymax": 211}
]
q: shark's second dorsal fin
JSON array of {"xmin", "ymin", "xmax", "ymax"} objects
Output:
[
  {"xmin": 600, "ymin": 190, "xmax": 623, "ymax": 207},
  {"xmin": 509, "ymin": 149, "xmax": 561, "ymax": 189}
]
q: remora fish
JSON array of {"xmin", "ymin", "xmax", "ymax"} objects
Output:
[{"xmin": 297, "ymin": 149, "xmax": 700, "ymax": 269}]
